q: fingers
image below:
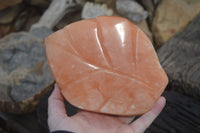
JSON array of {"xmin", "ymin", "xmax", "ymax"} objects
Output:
[
  {"xmin": 117, "ymin": 116, "xmax": 135, "ymax": 124},
  {"xmin": 48, "ymin": 83, "xmax": 68, "ymax": 118},
  {"xmin": 130, "ymin": 96, "xmax": 166, "ymax": 133}
]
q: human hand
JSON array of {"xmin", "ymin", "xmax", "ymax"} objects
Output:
[{"xmin": 48, "ymin": 84, "xmax": 166, "ymax": 133}]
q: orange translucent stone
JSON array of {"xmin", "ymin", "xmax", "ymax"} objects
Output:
[{"xmin": 45, "ymin": 16, "xmax": 168, "ymax": 116}]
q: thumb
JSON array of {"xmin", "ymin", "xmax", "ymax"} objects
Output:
[
  {"xmin": 48, "ymin": 84, "xmax": 69, "ymax": 131},
  {"xmin": 130, "ymin": 97, "xmax": 166, "ymax": 133}
]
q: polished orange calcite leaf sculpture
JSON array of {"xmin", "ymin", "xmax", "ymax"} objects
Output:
[{"xmin": 45, "ymin": 16, "xmax": 168, "ymax": 116}]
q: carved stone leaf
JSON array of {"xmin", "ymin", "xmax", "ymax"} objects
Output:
[{"xmin": 45, "ymin": 16, "xmax": 168, "ymax": 115}]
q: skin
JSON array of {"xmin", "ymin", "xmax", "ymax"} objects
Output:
[{"xmin": 48, "ymin": 84, "xmax": 166, "ymax": 133}]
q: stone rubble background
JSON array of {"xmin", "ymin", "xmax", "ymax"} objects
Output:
[{"xmin": 0, "ymin": 0, "xmax": 200, "ymax": 133}]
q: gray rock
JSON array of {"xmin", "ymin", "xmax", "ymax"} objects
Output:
[
  {"xmin": 158, "ymin": 13, "xmax": 200, "ymax": 100},
  {"xmin": 0, "ymin": 32, "xmax": 54, "ymax": 114},
  {"xmin": 140, "ymin": 0, "xmax": 154, "ymax": 26},
  {"xmin": 116, "ymin": 0, "xmax": 148, "ymax": 23},
  {"xmin": 30, "ymin": 26, "xmax": 53, "ymax": 40},
  {"xmin": 81, "ymin": 2, "xmax": 113, "ymax": 19}
]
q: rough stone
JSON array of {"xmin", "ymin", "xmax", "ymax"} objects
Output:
[
  {"xmin": 158, "ymin": 13, "xmax": 200, "ymax": 99},
  {"xmin": 14, "ymin": 6, "xmax": 41, "ymax": 32},
  {"xmin": 152, "ymin": 0, "xmax": 200, "ymax": 46},
  {"xmin": 116, "ymin": 0, "xmax": 148, "ymax": 23},
  {"xmin": 30, "ymin": 26, "xmax": 53, "ymax": 40},
  {"xmin": 135, "ymin": 20, "xmax": 152, "ymax": 41},
  {"xmin": 0, "ymin": 5, "xmax": 21, "ymax": 24},
  {"xmin": 153, "ymin": 0, "xmax": 161, "ymax": 5},
  {"xmin": 24, "ymin": 16, "xmax": 40, "ymax": 31},
  {"xmin": 1, "ymin": 112, "xmax": 42, "ymax": 133},
  {"xmin": 0, "ymin": 32, "xmax": 54, "ymax": 114},
  {"xmin": 141, "ymin": 0, "xmax": 154, "ymax": 14},
  {"xmin": 0, "ymin": 25, "xmax": 11, "ymax": 38},
  {"xmin": 30, "ymin": 0, "xmax": 79, "ymax": 30},
  {"xmin": 0, "ymin": 127, "xmax": 8, "ymax": 133},
  {"xmin": 0, "ymin": 5, "xmax": 21, "ymax": 38},
  {"xmin": 55, "ymin": 9, "xmax": 82, "ymax": 30},
  {"xmin": 95, "ymin": 0, "xmax": 114, "ymax": 4},
  {"xmin": 140, "ymin": 0, "xmax": 158, "ymax": 26},
  {"xmin": 0, "ymin": 5, "xmax": 41, "ymax": 38},
  {"xmin": 75, "ymin": 0, "xmax": 86, "ymax": 6},
  {"xmin": 81, "ymin": 2, "xmax": 113, "ymax": 19},
  {"xmin": 0, "ymin": 0, "xmax": 22, "ymax": 10},
  {"xmin": 146, "ymin": 91, "xmax": 200, "ymax": 133},
  {"xmin": 26, "ymin": 0, "xmax": 50, "ymax": 8}
]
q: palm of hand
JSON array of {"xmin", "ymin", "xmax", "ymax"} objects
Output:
[
  {"xmin": 48, "ymin": 84, "xmax": 166, "ymax": 133},
  {"xmin": 52, "ymin": 110, "xmax": 136, "ymax": 133}
]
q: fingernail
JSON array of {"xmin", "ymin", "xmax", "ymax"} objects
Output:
[{"xmin": 54, "ymin": 83, "xmax": 58, "ymax": 88}]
